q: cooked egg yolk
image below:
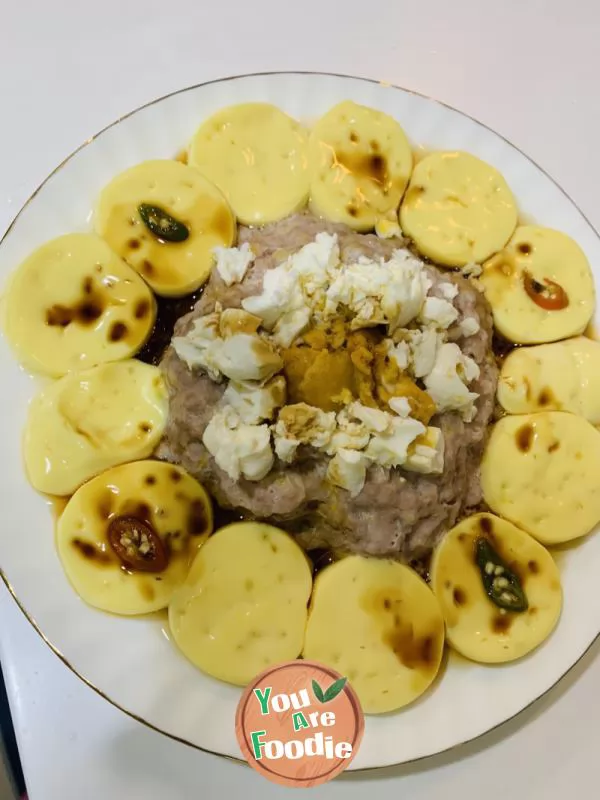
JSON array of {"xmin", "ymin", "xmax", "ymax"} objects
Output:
[{"xmin": 281, "ymin": 319, "xmax": 435, "ymax": 423}]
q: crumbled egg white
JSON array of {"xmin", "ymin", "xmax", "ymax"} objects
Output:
[
  {"xmin": 172, "ymin": 234, "xmax": 489, "ymax": 492},
  {"xmin": 173, "ymin": 312, "xmax": 282, "ymax": 382},
  {"xmin": 389, "ymin": 396, "xmax": 411, "ymax": 418},
  {"xmin": 459, "ymin": 316, "xmax": 481, "ymax": 337},
  {"xmin": 327, "ymin": 449, "xmax": 368, "ymax": 496},
  {"xmin": 461, "ymin": 262, "xmax": 483, "ymax": 278},
  {"xmin": 202, "ymin": 406, "xmax": 274, "ymax": 481},
  {"xmin": 419, "ymin": 296, "xmax": 459, "ymax": 329},
  {"xmin": 214, "ymin": 242, "xmax": 254, "ymax": 286},
  {"xmin": 405, "ymin": 427, "xmax": 445, "ymax": 474},
  {"xmin": 438, "ymin": 282, "xmax": 459, "ymax": 300},
  {"xmin": 223, "ymin": 376, "xmax": 286, "ymax": 424},
  {"xmin": 365, "ymin": 416, "xmax": 426, "ymax": 467},
  {"xmin": 424, "ymin": 343, "xmax": 480, "ymax": 421},
  {"xmin": 347, "ymin": 402, "xmax": 391, "ymax": 434},
  {"xmin": 273, "ymin": 403, "xmax": 337, "ymax": 461},
  {"xmin": 375, "ymin": 218, "xmax": 403, "ymax": 239},
  {"xmin": 405, "ymin": 328, "xmax": 443, "ymax": 378}
]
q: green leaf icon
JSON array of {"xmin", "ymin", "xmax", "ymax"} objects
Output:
[
  {"xmin": 323, "ymin": 677, "xmax": 347, "ymax": 703},
  {"xmin": 312, "ymin": 679, "xmax": 325, "ymax": 703}
]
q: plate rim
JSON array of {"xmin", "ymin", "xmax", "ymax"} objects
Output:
[{"xmin": 1, "ymin": 69, "xmax": 599, "ymax": 772}]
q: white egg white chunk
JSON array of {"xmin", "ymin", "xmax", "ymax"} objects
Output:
[
  {"xmin": 431, "ymin": 513, "xmax": 562, "ymax": 663},
  {"xmin": 56, "ymin": 461, "xmax": 213, "ymax": 615},
  {"xmin": 24, "ymin": 360, "xmax": 168, "ymax": 496},
  {"xmin": 3, "ymin": 233, "xmax": 155, "ymax": 376},
  {"xmin": 168, "ymin": 522, "xmax": 312, "ymax": 685}
]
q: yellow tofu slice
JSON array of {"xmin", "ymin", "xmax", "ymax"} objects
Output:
[
  {"xmin": 498, "ymin": 336, "xmax": 600, "ymax": 423},
  {"xmin": 400, "ymin": 151, "xmax": 517, "ymax": 266},
  {"xmin": 303, "ymin": 556, "xmax": 445, "ymax": 714},
  {"xmin": 481, "ymin": 412, "xmax": 600, "ymax": 544},
  {"xmin": 95, "ymin": 159, "xmax": 235, "ymax": 296},
  {"xmin": 2, "ymin": 233, "xmax": 155, "ymax": 376},
  {"xmin": 431, "ymin": 513, "xmax": 562, "ymax": 663},
  {"xmin": 168, "ymin": 522, "xmax": 312, "ymax": 685},
  {"xmin": 308, "ymin": 100, "xmax": 413, "ymax": 231},
  {"xmin": 56, "ymin": 461, "xmax": 212, "ymax": 615},
  {"xmin": 189, "ymin": 103, "xmax": 310, "ymax": 225},
  {"xmin": 24, "ymin": 361, "xmax": 168, "ymax": 495},
  {"xmin": 480, "ymin": 226, "xmax": 595, "ymax": 343}
]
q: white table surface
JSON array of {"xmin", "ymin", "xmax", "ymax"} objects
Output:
[{"xmin": 1, "ymin": 1, "xmax": 600, "ymax": 797}]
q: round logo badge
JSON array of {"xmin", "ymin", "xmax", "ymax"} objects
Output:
[{"xmin": 235, "ymin": 660, "xmax": 364, "ymax": 787}]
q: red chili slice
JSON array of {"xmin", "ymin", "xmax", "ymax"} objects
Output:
[
  {"xmin": 523, "ymin": 272, "xmax": 569, "ymax": 311},
  {"xmin": 107, "ymin": 515, "xmax": 168, "ymax": 573}
]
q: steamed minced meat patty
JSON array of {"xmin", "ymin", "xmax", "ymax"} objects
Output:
[{"xmin": 156, "ymin": 213, "xmax": 497, "ymax": 561}]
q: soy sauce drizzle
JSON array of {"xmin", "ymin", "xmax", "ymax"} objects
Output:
[{"xmin": 136, "ymin": 288, "xmax": 203, "ymax": 365}]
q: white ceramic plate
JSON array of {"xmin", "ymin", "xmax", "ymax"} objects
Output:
[{"xmin": 1, "ymin": 72, "xmax": 600, "ymax": 771}]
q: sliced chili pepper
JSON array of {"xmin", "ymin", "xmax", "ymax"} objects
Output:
[
  {"xmin": 475, "ymin": 537, "xmax": 528, "ymax": 613},
  {"xmin": 138, "ymin": 203, "xmax": 189, "ymax": 243},
  {"xmin": 107, "ymin": 515, "xmax": 168, "ymax": 573},
  {"xmin": 523, "ymin": 272, "xmax": 569, "ymax": 311}
]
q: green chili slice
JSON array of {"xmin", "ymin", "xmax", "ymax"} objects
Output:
[
  {"xmin": 475, "ymin": 537, "xmax": 528, "ymax": 613},
  {"xmin": 138, "ymin": 203, "xmax": 189, "ymax": 242}
]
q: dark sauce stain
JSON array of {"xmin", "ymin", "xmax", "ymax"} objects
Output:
[
  {"xmin": 136, "ymin": 288, "xmax": 203, "ymax": 366},
  {"xmin": 538, "ymin": 387, "xmax": 553, "ymax": 407},
  {"xmin": 528, "ymin": 560, "xmax": 540, "ymax": 574},
  {"xmin": 138, "ymin": 422, "xmax": 152, "ymax": 434},
  {"xmin": 142, "ymin": 260, "xmax": 155, "ymax": 276},
  {"xmin": 135, "ymin": 298, "xmax": 151, "ymax": 320},
  {"xmin": 170, "ymin": 469, "xmax": 182, "ymax": 483},
  {"xmin": 523, "ymin": 377, "xmax": 532, "ymax": 402},
  {"xmin": 108, "ymin": 321, "xmax": 128, "ymax": 342},
  {"xmin": 516, "ymin": 423, "xmax": 534, "ymax": 453},
  {"xmin": 211, "ymin": 206, "xmax": 234, "ymax": 240},
  {"xmin": 71, "ymin": 538, "xmax": 112, "ymax": 565},
  {"xmin": 308, "ymin": 548, "xmax": 336, "ymax": 576},
  {"xmin": 479, "ymin": 516, "xmax": 493, "ymax": 535},
  {"xmin": 46, "ymin": 297, "xmax": 104, "ymax": 327},
  {"xmin": 139, "ymin": 582, "xmax": 156, "ymax": 601},
  {"xmin": 370, "ymin": 140, "xmax": 380, "ymax": 152},
  {"xmin": 128, "ymin": 238, "xmax": 141, "ymax": 250},
  {"xmin": 145, "ymin": 474, "xmax": 157, "ymax": 486},
  {"xmin": 187, "ymin": 499, "xmax": 209, "ymax": 536},
  {"xmin": 349, "ymin": 131, "xmax": 359, "ymax": 143},
  {"xmin": 335, "ymin": 149, "xmax": 388, "ymax": 186},
  {"xmin": 492, "ymin": 332, "xmax": 518, "ymax": 365},
  {"xmin": 457, "ymin": 533, "xmax": 467, "ymax": 543},
  {"xmin": 492, "ymin": 615, "xmax": 513, "ymax": 634},
  {"xmin": 97, "ymin": 493, "xmax": 114, "ymax": 520},
  {"xmin": 517, "ymin": 243, "xmax": 532, "ymax": 255},
  {"xmin": 346, "ymin": 204, "xmax": 358, "ymax": 218},
  {"xmin": 270, "ymin": 543, "xmax": 279, "ymax": 554},
  {"xmin": 453, "ymin": 587, "xmax": 467, "ymax": 607},
  {"xmin": 548, "ymin": 440, "xmax": 560, "ymax": 453},
  {"xmin": 384, "ymin": 622, "xmax": 438, "ymax": 672},
  {"xmin": 82, "ymin": 277, "xmax": 93, "ymax": 294}
]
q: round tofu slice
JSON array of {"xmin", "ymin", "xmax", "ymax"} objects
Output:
[
  {"xmin": 189, "ymin": 103, "xmax": 310, "ymax": 225},
  {"xmin": 303, "ymin": 556, "xmax": 445, "ymax": 714},
  {"xmin": 308, "ymin": 101, "xmax": 413, "ymax": 231},
  {"xmin": 481, "ymin": 412, "xmax": 600, "ymax": 544},
  {"xmin": 498, "ymin": 336, "xmax": 600, "ymax": 423},
  {"xmin": 3, "ymin": 233, "xmax": 155, "ymax": 376},
  {"xmin": 56, "ymin": 461, "xmax": 213, "ymax": 615},
  {"xmin": 400, "ymin": 151, "xmax": 517, "ymax": 266},
  {"xmin": 168, "ymin": 522, "xmax": 312, "ymax": 685},
  {"xmin": 479, "ymin": 226, "xmax": 595, "ymax": 343},
  {"xmin": 95, "ymin": 160, "xmax": 235, "ymax": 297},
  {"xmin": 24, "ymin": 361, "xmax": 168, "ymax": 496},
  {"xmin": 431, "ymin": 513, "xmax": 562, "ymax": 663}
]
